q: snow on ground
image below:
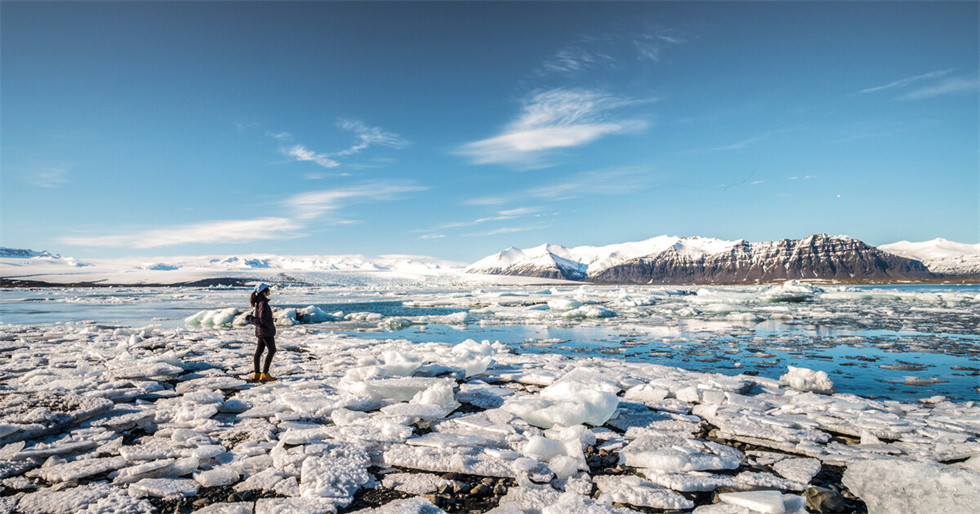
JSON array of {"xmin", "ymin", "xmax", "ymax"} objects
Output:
[
  {"xmin": 880, "ymin": 238, "xmax": 980, "ymax": 276},
  {"xmin": 0, "ymin": 319, "xmax": 977, "ymax": 513},
  {"xmin": 0, "ymin": 251, "xmax": 467, "ymax": 286}
]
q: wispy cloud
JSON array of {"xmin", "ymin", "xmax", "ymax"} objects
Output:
[
  {"xmin": 282, "ymin": 144, "xmax": 340, "ymax": 168},
  {"xmin": 898, "ymin": 76, "xmax": 978, "ymax": 100},
  {"xmin": 285, "ymin": 182, "xmax": 428, "ymax": 221},
  {"xmin": 457, "ymin": 89, "xmax": 650, "ymax": 167},
  {"xmin": 859, "ymin": 69, "xmax": 953, "ymax": 94},
  {"xmin": 858, "ymin": 69, "xmax": 977, "ymax": 100},
  {"xmin": 333, "ymin": 119, "xmax": 408, "ymax": 156},
  {"xmin": 15, "ymin": 165, "xmax": 71, "ymax": 188},
  {"xmin": 61, "ymin": 181, "xmax": 426, "ymax": 249},
  {"xmin": 272, "ymin": 119, "xmax": 408, "ymax": 169},
  {"xmin": 712, "ymin": 126, "xmax": 804, "ymax": 152},
  {"xmin": 435, "ymin": 206, "xmax": 545, "ymax": 230},
  {"xmin": 62, "ymin": 217, "xmax": 303, "ymax": 249},
  {"xmin": 465, "ymin": 167, "xmax": 656, "ymax": 206},
  {"xmin": 538, "ymin": 25, "xmax": 686, "ymax": 76},
  {"xmin": 528, "ymin": 167, "xmax": 655, "ymax": 200},
  {"xmin": 463, "ymin": 225, "xmax": 550, "ymax": 237}
]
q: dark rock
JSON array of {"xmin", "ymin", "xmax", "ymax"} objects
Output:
[
  {"xmin": 469, "ymin": 483, "xmax": 491, "ymax": 496},
  {"xmin": 805, "ymin": 486, "xmax": 847, "ymax": 513}
]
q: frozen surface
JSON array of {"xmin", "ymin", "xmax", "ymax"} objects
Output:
[
  {"xmin": 0, "ymin": 282, "xmax": 978, "ymax": 512},
  {"xmin": 842, "ymin": 458, "xmax": 980, "ymax": 514}
]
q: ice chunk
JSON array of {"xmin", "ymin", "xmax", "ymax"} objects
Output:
[
  {"xmin": 29, "ymin": 456, "xmax": 126, "ymax": 482},
  {"xmin": 594, "ymin": 474, "xmax": 695, "ymax": 510},
  {"xmin": 494, "ymin": 484, "xmax": 562, "ymax": 513},
  {"xmin": 772, "ymin": 458, "xmax": 821, "ymax": 484},
  {"xmin": 548, "ymin": 455, "xmax": 582, "ymax": 481},
  {"xmin": 779, "ymin": 367, "xmax": 834, "ymax": 394},
  {"xmin": 194, "ymin": 467, "xmax": 241, "ymax": 487},
  {"xmin": 354, "ymin": 497, "xmax": 443, "ymax": 513},
  {"xmin": 541, "ymin": 491, "xmax": 638, "ymax": 513},
  {"xmin": 547, "ymin": 299, "xmax": 583, "ymax": 311},
  {"xmin": 300, "ymin": 442, "xmax": 373, "ymax": 500},
  {"xmin": 381, "ymin": 351, "xmax": 423, "ymax": 376},
  {"xmin": 624, "ymin": 384, "xmax": 670, "ymax": 403},
  {"xmin": 523, "ymin": 435, "xmax": 569, "ymax": 462},
  {"xmin": 128, "ymin": 477, "xmax": 199, "ymax": 498},
  {"xmin": 842, "ymin": 458, "xmax": 980, "ymax": 514},
  {"xmin": 411, "ymin": 380, "xmax": 460, "ymax": 412},
  {"xmin": 296, "ymin": 305, "xmax": 338, "ymax": 323},
  {"xmin": 184, "ymin": 308, "xmax": 241, "ymax": 327},
  {"xmin": 17, "ymin": 482, "xmax": 154, "ymax": 514},
  {"xmin": 503, "ymin": 374, "xmax": 619, "ymax": 429},
  {"xmin": 254, "ymin": 497, "xmax": 341, "ymax": 514},
  {"xmin": 342, "ymin": 376, "xmax": 454, "ymax": 402},
  {"xmin": 234, "ymin": 467, "xmax": 284, "ymax": 492},
  {"xmin": 718, "ymin": 491, "xmax": 805, "ymax": 514},
  {"xmin": 381, "ymin": 472, "xmax": 447, "ymax": 494},
  {"xmin": 192, "ymin": 503, "xmax": 253, "ymax": 514},
  {"xmin": 621, "ymin": 435, "xmax": 742, "ymax": 472},
  {"xmin": 641, "ymin": 469, "xmax": 737, "ymax": 492},
  {"xmin": 384, "ymin": 444, "xmax": 513, "ymax": 478},
  {"xmin": 562, "ymin": 305, "xmax": 616, "ymax": 318},
  {"xmin": 382, "ymin": 317, "xmax": 414, "ymax": 331}
]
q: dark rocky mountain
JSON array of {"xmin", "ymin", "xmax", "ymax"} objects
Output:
[{"xmin": 466, "ymin": 234, "xmax": 936, "ymax": 284}]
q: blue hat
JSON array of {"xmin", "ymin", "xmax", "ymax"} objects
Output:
[{"xmin": 254, "ymin": 283, "xmax": 270, "ymax": 293}]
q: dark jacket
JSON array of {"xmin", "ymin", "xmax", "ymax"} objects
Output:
[{"xmin": 253, "ymin": 296, "xmax": 277, "ymax": 338}]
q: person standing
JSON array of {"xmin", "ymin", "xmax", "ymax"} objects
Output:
[{"xmin": 246, "ymin": 283, "xmax": 277, "ymax": 382}]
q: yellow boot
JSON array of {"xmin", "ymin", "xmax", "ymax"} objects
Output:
[
  {"xmin": 251, "ymin": 372, "xmax": 261, "ymax": 382},
  {"xmin": 259, "ymin": 373, "xmax": 276, "ymax": 382}
]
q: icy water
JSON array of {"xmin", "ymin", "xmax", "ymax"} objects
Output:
[{"xmin": 1, "ymin": 283, "xmax": 977, "ymax": 402}]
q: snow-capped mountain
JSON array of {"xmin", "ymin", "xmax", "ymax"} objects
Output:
[
  {"xmin": 879, "ymin": 239, "xmax": 980, "ymax": 276},
  {"xmin": 466, "ymin": 234, "xmax": 949, "ymax": 284},
  {"xmin": 0, "ymin": 248, "xmax": 59, "ymax": 259}
]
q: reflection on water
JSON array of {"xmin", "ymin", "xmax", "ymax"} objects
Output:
[{"xmin": 1, "ymin": 284, "xmax": 977, "ymax": 402}]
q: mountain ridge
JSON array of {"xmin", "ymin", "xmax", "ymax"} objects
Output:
[{"xmin": 466, "ymin": 234, "xmax": 978, "ymax": 284}]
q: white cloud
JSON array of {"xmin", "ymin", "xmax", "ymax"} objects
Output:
[
  {"xmin": 464, "ymin": 225, "xmax": 550, "ymax": 237},
  {"xmin": 267, "ymin": 131, "xmax": 293, "ymax": 141},
  {"xmin": 271, "ymin": 119, "xmax": 407, "ymax": 170},
  {"xmin": 286, "ymin": 182, "xmax": 427, "ymax": 221},
  {"xmin": 334, "ymin": 119, "xmax": 408, "ymax": 156},
  {"xmin": 458, "ymin": 89, "xmax": 649, "ymax": 167},
  {"xmin": 60, "ymin": 181, "xmax": 427, "ymax": 250},
  {"xmin": 435, "ymin": 206, "xmax": 545, "ymax": 230},
  {"xmin": 61, "ymin": 217, "xmax": 302, "ymax": 249},
  {"xmin": 859, "ymin": 69, "xmax": 953, "ymax": 94},
  {"xmin": 16, "ymin": 165, "xmax": 70, "ymax": 187},
  {"xmin": 528, "ymin": 167, "xmax": 655, "ymax": 200},
  {"xmin": 282, "ymin": 144, "xmax": 340, "ymax": 168},
  {"xmin": 899, "ymin": 76, "xmax": 978, "ymax": 100}
]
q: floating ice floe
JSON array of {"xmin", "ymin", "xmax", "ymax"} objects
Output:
[{"xmin": 779, "ymin": 366, "xmax": 834, "ymax": 394}]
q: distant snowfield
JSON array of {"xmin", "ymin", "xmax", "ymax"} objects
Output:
[
  {"xmin": 880, "ymin": 238, "xmax": 980, "ymax": 276},
  {"xmin": 1, "ymin": 236, "xmax": 977, "ymax": 286},
  {"xmin": 0, "ymin": 252, "xmax": 470, "ymax": 286}
]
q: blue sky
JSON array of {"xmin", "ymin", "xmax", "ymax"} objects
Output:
[{"xmin": 2, "ymin": 2, "xmax": 977, "ymax": 262}]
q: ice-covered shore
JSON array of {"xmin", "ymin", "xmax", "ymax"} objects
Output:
[{"xmin": 0, "ymin": 322, "xmax": 977, "ymax": 514}]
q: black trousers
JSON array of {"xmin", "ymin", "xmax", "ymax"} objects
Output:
[{"xmin": 254, "ymin": 336, "xmax": 276, "ymax": 374}]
